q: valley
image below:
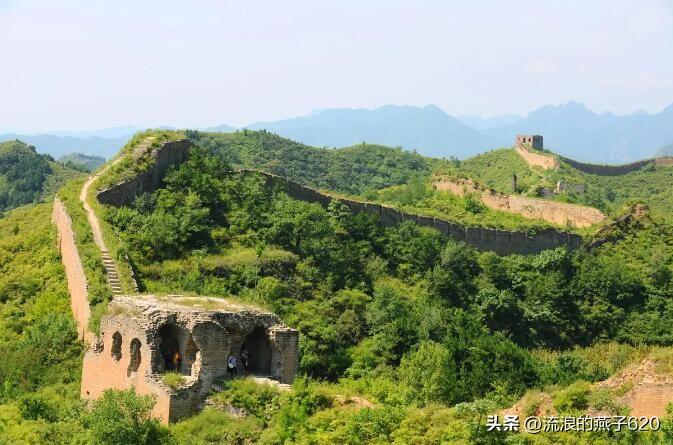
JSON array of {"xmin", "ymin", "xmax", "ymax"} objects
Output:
[{"xmin": 1, "ymin": 129, "xmax": 673, "ymax": 443}]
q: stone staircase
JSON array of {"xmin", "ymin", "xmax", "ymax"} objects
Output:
[{"xmin": 101, "ymin": 249, "xmax": 123, "ymax": 296}]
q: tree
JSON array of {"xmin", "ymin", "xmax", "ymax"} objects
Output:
[
  {"xmin": 85, "ymin": 389, "xmax": 172, "ymax": 445},
  {"xmin": 398, "ymin": 341, "xmax": 460, "ymax": 405}
]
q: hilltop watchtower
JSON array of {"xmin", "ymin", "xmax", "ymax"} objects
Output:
[{"xmin": 516, "ymin": 134, "xmax": 543, "ymax": 150}]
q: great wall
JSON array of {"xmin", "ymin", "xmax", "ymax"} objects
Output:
[
  {"xmin": 559, "ymin": 155, "xmax": 673, "ymax": 175},
  {"xmin": 432, "ymin": 176, "xmax": 606, "ymax": 228},
  {"xmin": 515, "ymin": 133, "xmax": 673, "ymax": 175},
  {"xmin": 49, "ymin": 135, "xmax": 673, "ymax": 423},
  {"xmin": 239, "ymin": 169, "xmax": 582, "ymax": 255},
  {"xmin": 52, "ymin": 137, "xmax": 299, "ymax": 423}
]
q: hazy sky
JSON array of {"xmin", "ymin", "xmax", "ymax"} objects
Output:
[{"xmin": 2, "ymin": 0, "xmax": 673, "ymax": 132}]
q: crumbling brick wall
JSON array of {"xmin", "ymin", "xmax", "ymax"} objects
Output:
[
  {"xmin": 242, "ymin": 170, "xmax": 582, "ymax": 255},
  {"xmin": 97, "ymin": 140, "xmax": 191, "ymax": 206},
  {"xmin": 432, "ymin": 176, "xmax": 606, "ymax": 228},
  {"xmin": 81, "ymin": 296, "xmax": 299, "ymax": 423},
  {"xmin": 51, "ymin": 198, "xmax": 94, "ymax": 343}
]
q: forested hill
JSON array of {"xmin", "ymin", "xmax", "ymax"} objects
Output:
[
  {"xmin": 0, "ymin": 140, "xmax": 82, "ymax": 214},
  {"xmin": 189, "ymin": 129, "xmax": 443, "ymax": 195}
]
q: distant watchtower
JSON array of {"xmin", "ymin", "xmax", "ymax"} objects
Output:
[{"xmin": 516, "ymin": 134, "xmax": 543, "ymax": 151}]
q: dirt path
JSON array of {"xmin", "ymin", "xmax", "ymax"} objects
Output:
[
  {"xmin": 80, "ymin": 162, "xmax": 125, "ymax": 296},
  {"xmin": 515, "ymin": 146, "xmax": 559, "ymax": 170}
]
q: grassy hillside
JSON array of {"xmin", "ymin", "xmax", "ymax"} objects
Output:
[
  {"xmin": 0, "ymin": 140, "xmax": 82, "ymax": 215},
  {"xmin": 2, "ymin": 137, "xmax": 673, "ymax": 442},
  {"xmin": 59, "ymin": 152, "xmax": 106, "ymax": 172},
  {"xmin": 0, "ymin": 203, "xmax": 83, "ymax": 442},
  {"xmin": 440, "ymin": 147, "xmax": 673, "ymax": 223},
  {"xmin": 91, "ymin": 146, "xmax": 673, "ymax": 442}
]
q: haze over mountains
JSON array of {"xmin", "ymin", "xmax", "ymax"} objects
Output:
[{"xmin": 4, "ymin": 102, "xmax": 673, "ymax": 163}]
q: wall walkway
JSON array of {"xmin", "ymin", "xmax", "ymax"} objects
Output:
[
  {"xmin": 242, "ymin": 169, "xmax": 583, "ymax": 255},
  {"xmin": 52, "ymin": 198, "xmax": 94, "ymax": 344}
]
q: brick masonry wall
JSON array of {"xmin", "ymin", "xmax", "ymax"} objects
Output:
[
  {"xmin": 51, "ymin": 198, "xmax": 95, "ymax": 344},
  {"xmin": 433, "ymin": 176, "xmax": 606, "ymax": 228},
  {"xmin": 243, "ymin": 170, "xmax": 582, "ymax": 255},
  {"xmin": 97, "ymin": 140, "xmax": 191, "ymax": 206},
  {"xmin": 91, "ymin": 139, "xmax": 582, "ymax": 255},
  {"xmin": 559, "ymin": 156, "xmax": 673, "ymax": 176}
]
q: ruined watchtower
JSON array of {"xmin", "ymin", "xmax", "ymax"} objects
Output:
[
  {"xmin": 81, "ymin": 295, "xmax": 299, "ymax": 423},
  {"xmin": 516, "ymin": 134, "xmax": 543, "ymax": 151}
]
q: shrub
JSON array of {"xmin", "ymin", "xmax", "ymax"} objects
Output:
[
  {"xmin": 553, "ymin": 381, "xmax": 591, "ymax": 413},
  {"xmin": 162, "ymin": 372, "xmax": 186, "ymax": 389},
  {"xmin": 85, "ymin": 389, "xmax": 172, "ymax": 445}
]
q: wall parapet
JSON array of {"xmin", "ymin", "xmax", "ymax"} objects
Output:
[
  {"xmin": 432, "ymin": 176, "xmax": 605, "ymax": 228},
  {"xmin": 88, "ymin": 137, "xmax": 582, "ymax": 255},
  {"xmin": 559, "ymin": 156, "xmax": 673, "ymax": 176},
  {"xmin": 97, "ymin": 139, "xmax": 191, "ymax": 206},
  {"xmin": 52, "ymin": 198, "xmax": 94, "ymax": 344},
  {"xmin": 240, "ymin": 169, "xmax": 583, "ymax": 255}
]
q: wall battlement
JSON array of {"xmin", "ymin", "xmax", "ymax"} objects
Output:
[
  {"xmin": 241, "ymin": 169, "xmax": 583, "ymax": 255},
  {"xmin": 97, "ymin": 139, "xmax": 191, "ymax": 206},
  {"xmin": 559, "ymin": 155, "xmax": 673, "ymax": 176},
  {"xmin": 432, "ymin": 176, "xmax": 605, "ymax": 228},
  {"xmin": 94, "ymin": 139, "xmax": 582, "ymax": 256}
]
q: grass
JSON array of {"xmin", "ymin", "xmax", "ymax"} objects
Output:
[
  {"xmin": 151, "ymin": 294, "xmax": 262, "ymax": 312},
  {"xmin": 200, "ymin": 247, "xmax": 298, "ymax": 271},
  {"xmin": 532, "ymin": 342, "xmax": 652, "ymax": 377},
  {"xmin": 162, "ymin": 371, "xmax": 186, "ymax": 389},
  {"xmin": 437, "ymin": 147, "xmax": 546, "ymax": 194}
]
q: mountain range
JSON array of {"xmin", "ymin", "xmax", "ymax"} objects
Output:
[{"xmin": 4, "ymin": 102, "xmax": 673, "ymax": 163}]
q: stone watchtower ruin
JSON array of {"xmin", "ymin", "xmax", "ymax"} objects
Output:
[
  {"xmin": 516, "ymin": 134, "xmax": 543, "ymax": 151},
  {"xmin": 81, "ymin": 295, "xmax": 299, "ymax": 423}
]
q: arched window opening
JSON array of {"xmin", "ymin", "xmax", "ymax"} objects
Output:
[
  {"xmin": 127, "ymin": 338, "xmax": 141, "ymax": 376},
  {"xmin": 159, "ymin": 324, "xmax": 199, "ymax": 376},
  {"xmin": 240, "ymin": 327, "xmax": 272, "ymax": 376},
  {"xmin": 111, "ymin": 332, "xmax": 122, "ymax": 361}
]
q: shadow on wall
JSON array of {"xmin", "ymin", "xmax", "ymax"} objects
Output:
[
  {"xmin": 159, "ymin": 323, "xmax": 199, "ymax": 376},
  {"xmin": 241, "ymin": 327, "xmax": 272, "ymax": 375}
]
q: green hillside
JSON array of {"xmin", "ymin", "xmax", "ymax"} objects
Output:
[
  {"xmin": 59, "ymin": 152, "xmax": 106, "ymax": 172},
  {"xmin": 3, "ymin": 132, "xmax": 673, "ymax": 442},
  {"xmin": 94, "ymin": 143, "xmax": 673, "ymax": 442},
  {"xmin": 0, "ymin": 140, "xmax": 83, "ymax": 215},
  {"xmin": 440, "ymin": 147, "xmax": 673, "ymax": 222},
  {"xmin": 190, "ymin": 129, "xmax": 442, "ymax": 195},
  {"xmin": 0, "ymin": 204, "xmax": 83, "ymax": 442}
]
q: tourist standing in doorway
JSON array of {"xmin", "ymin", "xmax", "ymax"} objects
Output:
[
  {"xmin": 172, "ymin": 351, "xmax": 181, "ymax": 372},
  {"xmin": 241, "ymin": 347, "xmax": 250, "ymax": 375},
  {"xmin": 227, "ymin": 354, "xmax": 238, "ymax": 376}
]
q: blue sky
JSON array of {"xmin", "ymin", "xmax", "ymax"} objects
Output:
[{"xmin": 2, "ymin": 0, "xmax": 673, "ymax": 132}]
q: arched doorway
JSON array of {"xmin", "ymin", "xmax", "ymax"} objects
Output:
[
  {"xmin": 159, "ymin": 324, "xmax": 199, "ymax": 376},
  {"xmin": 127, "ymin": 338, "xmax": 141, "ymax": 376},
  {"xmin": 111, "ymin": 332, "xmax": 122, "ymax": 361},
  {"xmin": 241, "ymin": 327, "xmax": 272, "ymax": 375}
]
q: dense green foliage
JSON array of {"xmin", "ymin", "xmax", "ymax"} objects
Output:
[
  {"xmin": 0, "ymin": 204, "xmax": 84, "ymax": 442},
  {"xmin": 93, "ymin": 147, "xmax": 673, "ymax": 442},
  {"xmin": 3, "ymin": 131, "xmax": 673, "ymax": 443},
  {"xmin": 85, "ymin": 390, "xmax": 171, "ymax": 445},
  {"xmin": 0, "ymin": 140, "xmax": 81, "ymax": 215},
  {"xmin": 188, "ymin": 129, "xmax": 440, "ymax": 195}
]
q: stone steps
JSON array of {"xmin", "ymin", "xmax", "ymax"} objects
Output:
[{"xmin": 100, "ymin": 249, "xmax": 124, "ymax": 295}]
